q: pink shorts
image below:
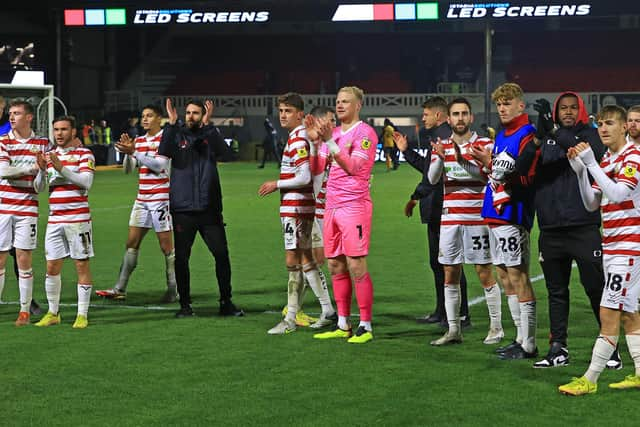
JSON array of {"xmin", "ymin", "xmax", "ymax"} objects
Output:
[{"xmin": 323, "ymin": 202, "xmax": 372, "ymax": 258}]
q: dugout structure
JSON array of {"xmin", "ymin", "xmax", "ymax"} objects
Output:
[{"xmin": 0, "ymin": 83, "xmax": 64, "ymax": 140}]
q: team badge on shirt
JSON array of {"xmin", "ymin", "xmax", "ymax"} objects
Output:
[
  {"xmin": 361, "ymin": 138, "xmax": 371, "ymax": 150},
  {"xmin": 87, "ymin": 159, "xmax": 96, "ymax": 170},
  {"xmin": 623, "ymin": 162, "xmax": 638, "ymax": 178},
  {"xmin": 297, "ymin": 147, "xmax": 308, "ymax": 158}
]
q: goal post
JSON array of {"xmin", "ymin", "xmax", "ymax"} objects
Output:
[{"xmin": 0, "ymin": 83, "xmax": 55, "ymax": 139}]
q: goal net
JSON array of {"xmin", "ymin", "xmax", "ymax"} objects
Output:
[{"xmin": 0, "ymin": 83, "xmax": 66, "ymax": 139}]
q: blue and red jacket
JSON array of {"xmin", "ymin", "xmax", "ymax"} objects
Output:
[{"xmin": 481, "ymin": 114, "xmax": 537, "ymax": 231}]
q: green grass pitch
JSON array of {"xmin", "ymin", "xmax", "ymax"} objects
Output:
[{"xmin": 1, "ymin": 162, "xmax": 638, "ymax": 426}]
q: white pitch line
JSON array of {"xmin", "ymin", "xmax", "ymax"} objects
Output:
[
  {"xmin": 468, "ymin": 272, "xmax": 546, "ymax": 307},
  {"xmin": 0, "ymin": 271, "xmax": 557, "ymax": 315},
  {"xmin": 0, "ymin": 301, "xmax": 175, "ymax": 311}
]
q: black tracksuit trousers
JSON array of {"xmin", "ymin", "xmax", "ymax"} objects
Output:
[
  {"xmin": 539, "ymin": 225, "xmax": 603, "ymax": 346},
  {"xmin": 172, "ymin": 210, "xmax": 232, "ymax": 308}
]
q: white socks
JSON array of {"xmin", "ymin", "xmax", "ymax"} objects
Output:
[
  {"xmin": 165, "ymin": 249, "xmax": 177, "ymax": 289},
  {"xmin": 626, "ymin": 334, "xmax": 640, "ymax": 376},
  {"xmin": 359, "ymin": 320, "xmax": 372, "ymax": 331},
  {"xmin": 585, "ymin": 335, "xmax": 618, "ymax": 383},
  {"xmin": 302, "ymin": 263, "xmax": 335, "ymax": 316},
  {"xmin": 507, "ymin": 294, "xmax": 522, "ymax": 343},
  {"xmin": 285, "ymin": 267, "xmax": 303, "ymax": 322},
  {"xmin": 77, "ymin": 283, "xmax": 92, "ymax": 316},
  {"xmin": 45, "ymin": 274, "xmax": 62, "ymax": 314},
  {"xmin": 18, "ymin": 269, "xmax": 33, "ymax": 313},
  {"xmin": 444, "ymin": 284, "xmax": 461, "ymax": 334},
  {"xmin": 483, "ymin": 283, "xmax": 502, "ymax": 330},
  {"xmin": 0, "ymin": 268, "xmax": 5, "ymax": 302},
  {"xmin": 519, "ymin": 300, "xmax": 537, "ymax": 353},
  {"xmin": 115, "ymin": 248, "xmax": 138, "ymax": 291},
  {"xmin": 338, "ymin": 316, "xmax": 350, "ymax": 330}
]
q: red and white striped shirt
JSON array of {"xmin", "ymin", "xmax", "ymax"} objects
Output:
[
  {"xmin": 47, "ymin": 146, "xmax": 95, "ymax": 224},
  {"xmin": 313, "ymin": 167, "xmax": 329, "ymax": 220},
  {"xmin": 0, "ymin": 130, "xmax": 50, "ymax": 217},
  {"xmin": 593, "ymin": 141, "xmax": 640, "ymax": 257},
  {"xmin": 279, "ymin": 125, "xmax": 315, "ymax": 219},
  {"xmin": 431, "ymin": 133, "xmax": 492, "ymax": 226},
  {"xmin": 135, "ymin": 130, "xmax": 169, "ymax": 203}
]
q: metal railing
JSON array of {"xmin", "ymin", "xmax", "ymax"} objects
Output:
[{"xmin": 105, "ymin": 90, "xmax": 640, "ymax": 123}]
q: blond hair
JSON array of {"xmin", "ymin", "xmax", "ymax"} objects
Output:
[
  {"xmin": 597, "ymin": 105, "xmax": 627, "ymax": 123},
  {"xmin": 338, "ymin": 86, "xmax": 364, "ymax": 102},
  {"xmin": 628, "ymin": 105, "xmax": 640, "ymax": 115},
  {"xmin": 491, "ymin": 83, "xmax": 524, "ymax": 103}
]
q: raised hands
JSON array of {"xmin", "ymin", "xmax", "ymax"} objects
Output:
[
  {"xmin": 452, "ymin": 141, "xmax": 463, "ymax": 163},
  {"xmin": 317, "ymin": 116, "xmax": 333, "ymax": 142},
  {"xmin": 304, "ymin": 114, "xmax": 320, "ymax": 142},
  {"xmin": 48, "ymin": 152, "xmax": 63, "ymax": 172},
  {"xmin": 202, "ymin": 99, "xmax": 214, "ymax": 126},
  {"xmin": 392, "ymin": 131, "xmax": 408, "ymax": 152},
  {"xmin": 304, "ymin": 114, "xmax": 334, "ymax": 143},
  {"xmin": 115, "ymin": 133, "xmax": 135, "ymax": 155},
  {"xmin": 431, "ymin": 137, "xmax": 445, "ymax": 160},
  {"xmin": 469, "ymin": 143, "xmax": 492, "ymax": 169},
  {"xmin": 36, "ymin": 152, "xmax": 47, "ymax": 171},
  {"xmin": 572, "ymin": 142, "xmax": 597, "ymax": 167},
  {"xmin": 166, "ymin": 98, "xmax": 178, "ymax": 125}
]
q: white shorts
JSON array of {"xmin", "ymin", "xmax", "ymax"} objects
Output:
[
  {"xmin": 600, "ymin": 255, "xmax": 640, "ymax": 313},
  {"xmin": 281, "ymin": 217, "xmax": 313, "ymax": 251},
  {"xmin": 128, "ymin": 200, "xmax": 172, "ymax": 232},
  {"xmin": 0, "ymin": 214, "xmax": 38, "ymax": 251},
  {"xmin": 490, "ymin": 224, "xmax": 530, "ymax": 268},
  {"xmin": 439, "ymin": 224, "xmax": 492, "ymax": 265},
  {"xmin": 312, "ymin": 217, "xmax": 324, "ymax": 249},
  {"xmin": 45, "ymin": 222, "xmax": 94, "ymax": 260}
]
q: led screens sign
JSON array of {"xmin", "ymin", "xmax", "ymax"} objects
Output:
[
  {"xmin": 64, "ymin": 1, "xmax": 630, "ymax": 27},
  {"xmin": 332, "ymin": 3, "xmax": 439, "ymax": 21},
  {"xmin": 331, "ymin": 2, "xmax": 594, "ymax": 21},
  {"xmin": 133, "ymin": 9, "xmax": 270, "ymax": 24},
  {"xmin": 445, "ymin": 3, "xmax": 591, "ymax": 19},
  {"xmin": 64, "ymin": 8, "xmax": 270, "ymax": 26}
]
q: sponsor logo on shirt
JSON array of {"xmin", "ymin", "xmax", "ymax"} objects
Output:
[{"xmin": 623, "ymin": 163, "xmax": 638, "ymax": 178}]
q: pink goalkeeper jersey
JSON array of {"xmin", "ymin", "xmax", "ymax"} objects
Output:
[{"xmin": 321, "ymin": 121, "xmax": 378, "ymax": 208}]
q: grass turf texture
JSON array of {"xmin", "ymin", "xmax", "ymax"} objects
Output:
[{"xmin": 1, "ymin": 162, "xmax": 638, "ymax": 426}]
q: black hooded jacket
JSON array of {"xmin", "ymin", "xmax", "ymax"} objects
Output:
[
  {"xmin": 406, "ymin": 122, "xmax": 451, "ymax": 224},
  {"xmin": 525, "ymin": 91, "xmax": 605, "ymax": 230},
  {"xmin": 159, "ymin": 123, "xmax": 231, "ymax": 214}
]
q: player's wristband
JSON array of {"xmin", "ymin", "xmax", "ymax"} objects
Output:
[
  {"xmin": 309, "ymin": 142, "xmax": 317, "ymax": 156},
  {"xmin": 325, "ymin": 138, "xmax": 340, "ymax": 155}
]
